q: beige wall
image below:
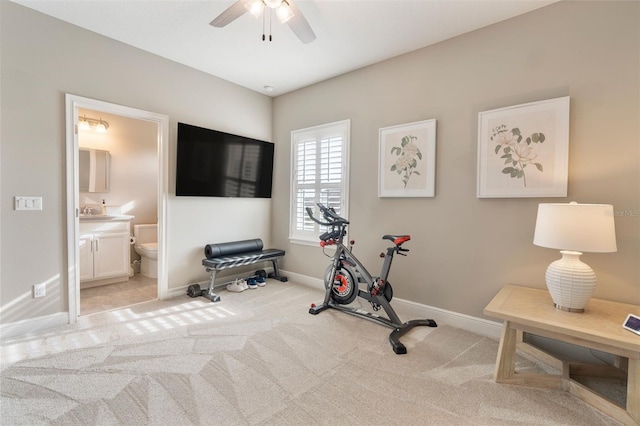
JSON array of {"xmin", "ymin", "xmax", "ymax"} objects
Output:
[
  {"xmin": 1, "ymin": 0, "xmax": 638, "ymax": 331},
  {"xmin": 272, "ymin": 1, "xmax": 640, "ymax": 318},
  {"xmin": 0, "ymin": 1, "xmax": 273, "ymax": 324}
]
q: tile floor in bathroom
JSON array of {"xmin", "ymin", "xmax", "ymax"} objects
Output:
[{"xmin": 80, "ymin": 274, "xmax": 157, "ymax": 316}]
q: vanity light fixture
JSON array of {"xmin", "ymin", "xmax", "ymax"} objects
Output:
[{"xmin": 78, "ymin": 115, "xmax": 109, "ymax": 133}]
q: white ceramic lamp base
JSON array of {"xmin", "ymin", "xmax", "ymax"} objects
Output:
[{"xmin": 545, "ymin": 250, "xmax": 597, "ymax": 313}]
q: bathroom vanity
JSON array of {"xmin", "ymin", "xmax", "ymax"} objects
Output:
[{"xmin": 79, "ymin": 215, "xmax": 133, "ymax": 288}]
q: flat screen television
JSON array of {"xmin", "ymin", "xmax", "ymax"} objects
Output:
[{"xmin": 176, "ymin": 122, "xmax": 274, "ymax": 198}]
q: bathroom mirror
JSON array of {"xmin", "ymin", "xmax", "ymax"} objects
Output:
[{"xmin": 79, "ymin": 148, "xmax": 110, "ymax": 193}]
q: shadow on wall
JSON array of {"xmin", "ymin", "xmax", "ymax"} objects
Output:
[{"xmin": 0, "ymin": 274, "xmax": 62, "ymax": 324}]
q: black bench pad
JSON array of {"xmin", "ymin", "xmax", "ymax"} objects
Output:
[
  {"xmin": 202, "ymin": 248, "xmax": 286, "ymax": 270},
  {"xmin": 204, "ymin": 238, "xmax": 265, "ymax": 259}
]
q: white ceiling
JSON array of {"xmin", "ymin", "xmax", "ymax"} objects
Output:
[{"xmin": 11, "ymin": 0, "xmax": 557, "ymax": 97}]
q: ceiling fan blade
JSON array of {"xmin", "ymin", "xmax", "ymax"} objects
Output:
[
  {"xmin": 210, "ymin": 0, "xmax": 248, "ymax": 28},
  {"xmin": 286, "ymin": 1, "xmax": 316, "ymax": 44}
]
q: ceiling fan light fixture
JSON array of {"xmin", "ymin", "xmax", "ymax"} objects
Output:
[
  {"xmin": 210, "ymin": 0, "xmax": 315, "ymax": 44},
  {"xmin": 246, "ymin": 0, "xmax": 264, "ymax": 18},
  {"xmin": 263, "ymin": 0, "xmax": 283, "ymax": 9},
  {"xmin": 275, "ymin": 3, "xmax": 294, "ymax": 23}
]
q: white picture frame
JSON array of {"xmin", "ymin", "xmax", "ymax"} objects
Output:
[
  {"xmin": 378, "ymin": 119, "xmax": 436, "ymax": 197},
  {"xmin": 477, "ymin": 96, "xmax": 570, "ymax": 198}
]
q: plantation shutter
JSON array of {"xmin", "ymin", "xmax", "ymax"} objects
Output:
[{"xmin": 290, "ymin": 120, "xmax": 350, "ymax": 243}]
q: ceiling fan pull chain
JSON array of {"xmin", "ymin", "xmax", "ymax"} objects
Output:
[{"xmin": 262, "ymin": 7, "xmax": 266, "ymax": 41}]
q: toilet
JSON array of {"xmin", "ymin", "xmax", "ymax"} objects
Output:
[{"xmin": 133, "ymin": 224, "xmax": 157, "ymax": 279}]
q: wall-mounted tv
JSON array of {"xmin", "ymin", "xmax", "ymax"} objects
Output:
[{"xmin": 176, "ymin": 122, "xmax": 274, "ymax": 198}]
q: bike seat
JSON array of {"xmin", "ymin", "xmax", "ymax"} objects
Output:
[{"xmin": 382, "ymin": 235, "xmax": 411, "ymax": 246}]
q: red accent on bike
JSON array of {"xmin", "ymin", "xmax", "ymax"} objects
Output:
[
  {"xmin": 320, "ymin": 241, "xmax": 326, "ymax": 247},
  {"xmin": 350, "ymin": 240, "xmax": 355, "ymax": 245},
  {"xmin": 379, "ymin": 253, "xmax": 385, "ymax": 258},
  {"xmin": 334, "ymin": 275, "xmax": 348, "ymax": 293},
  {"xmin": 311, "ymin": 303, "xmax": 316, "ymax": 308},
  {"xmin": 395, "ymin": 236, "xmax": 411, "ymax": 245}
]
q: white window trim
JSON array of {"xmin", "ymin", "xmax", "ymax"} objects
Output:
[{"xmin": 289, "ymin": 119, "xmax": 350, "ymax": 245}]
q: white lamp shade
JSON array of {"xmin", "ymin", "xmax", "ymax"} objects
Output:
[{"xmin": 533, "ymin": 203, "xmax": 617, "ymax": 253}]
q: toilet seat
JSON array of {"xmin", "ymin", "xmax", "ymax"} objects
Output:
[
  {"xmin": 135, "ymin": 242, "xmax": 157, "ymax": 259},
  {"xmin": 133, "ymin": 224, "xmax": 158, "ymax": 279}
]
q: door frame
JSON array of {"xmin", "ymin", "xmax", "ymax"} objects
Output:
[{"xmin": 65, "ymin": 94, "xmax": 169, "ymax": 320}]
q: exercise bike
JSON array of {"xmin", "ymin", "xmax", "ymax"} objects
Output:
[{"xmin": 306, "ymin": 203, "xmax": 437, "ymax": 354}]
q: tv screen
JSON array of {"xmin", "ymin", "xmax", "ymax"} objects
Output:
[{"xmin": 176, "ymin": 123, "xmax": 274, "ymax": 198}]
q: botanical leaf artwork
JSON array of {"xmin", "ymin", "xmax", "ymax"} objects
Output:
[
  {"xmin": 390, "ymin": 135, "xmax": 422, "ymax": 188},
  {"xmin": 491, "ymin": 125, "xmax": 545, "ymax": 187}
]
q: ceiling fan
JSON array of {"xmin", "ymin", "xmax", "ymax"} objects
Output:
[{"xmin": 210, "ymin": 0, "xmax": 316, "ymax": 44}]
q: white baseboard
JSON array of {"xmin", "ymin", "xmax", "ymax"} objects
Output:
[
  {"xmin": 281, "ymin": 269, "xmax": 503, "ymax": 340},
  {"xmin": 0, "ymin": 312, "xmax": 69, "ymax": 341}
]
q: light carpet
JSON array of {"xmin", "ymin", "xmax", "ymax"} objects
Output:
[{"xmin": 1, "ymin": 280, "xmax": 622, "ymax": 425}]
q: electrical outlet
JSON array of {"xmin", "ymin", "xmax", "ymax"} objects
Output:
[{"xmin": 33, "ymin": 283, "xmax": 46, "ymax": 298}]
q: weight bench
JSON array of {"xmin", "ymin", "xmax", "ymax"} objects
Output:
[{"xmin": 187, "ymin": 238, "xmax": 287, "ymax": 302}]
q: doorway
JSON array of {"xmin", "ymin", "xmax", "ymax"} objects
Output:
[{"xmin": 65, "ymin": 94, "xmax": 169, "ymax": 321}]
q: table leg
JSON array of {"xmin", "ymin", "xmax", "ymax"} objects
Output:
[
  {"xmin": 494, "ymin": 320, "xmax": 517, "ymax": 381},
  {"xmin": 628, "ymin": 357, "xmax": 639, "ymax": 424}
]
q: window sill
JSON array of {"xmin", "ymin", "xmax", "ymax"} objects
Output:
[
  {"xmin": 289, "ymin": 237, "xmax": 337, "ymax": 253},
  {"xmin": 289, "ymin": 237, "xmax": 319, "ymax": 247}
]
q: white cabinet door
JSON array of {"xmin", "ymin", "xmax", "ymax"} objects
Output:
[
  {"xmin": 79, "ymin": 234, "xmax": 94, "ymax": 281},
  {"xmin": 93, "ymin": 232, "xmax": 129, "ymax": 279}
]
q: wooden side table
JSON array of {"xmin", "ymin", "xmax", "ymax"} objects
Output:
[{"xmin": 485, "ymin": 284, "xmax": 640, "ymax": 425}]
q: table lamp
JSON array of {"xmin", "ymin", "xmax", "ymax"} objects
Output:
[{"xmin": 533, "ymin": 202, "xmax": 617, "ymax": 312}]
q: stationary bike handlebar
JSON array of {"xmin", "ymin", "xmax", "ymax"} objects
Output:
[
  {"xmin": 306, "ymin": 204, "xmax": 349, "ymax": 247},
  {"xmin": 305, "ymin": 203, "xmax": 349, "ymax": 227}
]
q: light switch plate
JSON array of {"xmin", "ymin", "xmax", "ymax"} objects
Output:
[{"xmin": 15, "ymin": 196, "xmax": 43, "ymax": 211}]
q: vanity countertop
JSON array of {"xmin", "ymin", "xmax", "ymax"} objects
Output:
[{"xmin": 79, "ymin": 214, "xmax": 134, "ymax": 222}]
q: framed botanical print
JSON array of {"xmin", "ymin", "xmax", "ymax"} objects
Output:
[
  {"xmin": 378, "ymin": 119, "xmax": 436, "ymax": 197},
  {"xmin": 477, "ymin": 96, "xmax": 570, "ymax": 198}
]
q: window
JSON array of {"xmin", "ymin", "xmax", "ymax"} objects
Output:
[{"xmin": 290, "ymin": 120, "xmax": 350, "ymax": 244}]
